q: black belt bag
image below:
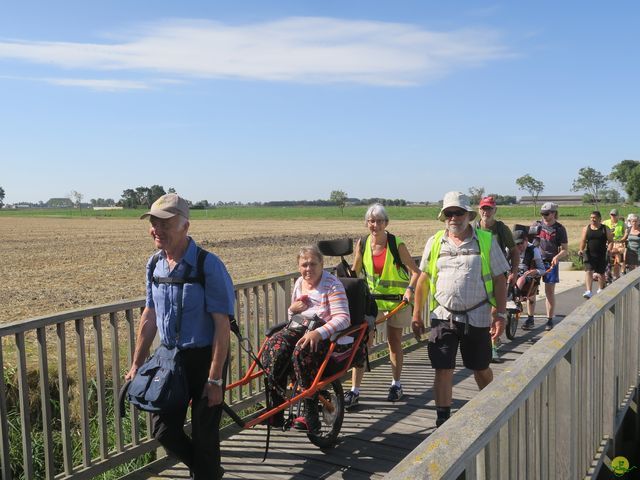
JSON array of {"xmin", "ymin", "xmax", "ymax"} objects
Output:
[{"xmin": 287, "ymin": 314, "xmax": 326, "ymax": 333}]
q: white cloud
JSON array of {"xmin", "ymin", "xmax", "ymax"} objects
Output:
[
  {"xmin": 0, "ymin": 17, "xmax": 513, "ymax": 88},
  {"xmin": 45, "ymin": 78, "xmax": 150, "ymax": 91}
]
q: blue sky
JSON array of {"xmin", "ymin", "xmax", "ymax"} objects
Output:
[{"xmin": 1, "ymin": 1, "xmax": 638, "ymax": 204}]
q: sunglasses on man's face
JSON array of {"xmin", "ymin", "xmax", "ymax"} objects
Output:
[
  {"xmin": 541, "ymin": 212, "xmax": 552, "ymax": 216},
  {"xmin": 443, "ymin": 209, "xmax": 467, "ymax": 218}
]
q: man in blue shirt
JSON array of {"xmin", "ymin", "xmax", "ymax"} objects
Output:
[{"xmin": 125, "ymin": 193, "xmax": 235, "ymax": 480}]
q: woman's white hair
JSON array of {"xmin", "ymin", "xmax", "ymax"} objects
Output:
[
  {"xmin": 628, "ymin": 213, "xmax": 638, "ymax": 222},
  {"xmin": 364, "ymin": 203, "xmax": 389, "ymax": 226},
  {"xmin": 297, "ymin": 245, "xmax": 323, "ymax": 265}
]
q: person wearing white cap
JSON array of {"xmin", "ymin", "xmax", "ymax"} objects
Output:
[
  {"xmin": 411, "ymin": 191, "xmax": 509, "ymax": 427},
  {"xmin": 529, "ymin": 202, "xmax": 569, "ymax": 331},
  {"xmin": 125, "ymin": 193, "xmax": 234, "ymax": 480},
  {"xmin": 603, "ymin": 208, "xmax": 627, "ymax": 280}
]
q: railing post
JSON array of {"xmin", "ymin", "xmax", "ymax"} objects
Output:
[
  {"xmin": 110, "ymin": 311, "xmax": 124, "ymax": 452},
  {"xmin": 37, "ymin": 327, "xmax": 55, "ymax": 479},
  {"xmin": 75, "ymin": 318, "xmax": 91, "ymax": 468},
  {"xmin": 57, "ymin": 322, "xmax": 73, "ymax": 475},
  {"xmin": 603, "ymin": 308, "xmax": 616, "ymax": 447},
  {"xmin": 0, "ymin": 339, "xmax": 11, "ymax": 480},
  {"xmin": 16, "ymin": 332, "xmax": 34, "ymax": 479},
  {"xmin": 552, "ymin": 350, "xmax": 573, "ymax": 479}
]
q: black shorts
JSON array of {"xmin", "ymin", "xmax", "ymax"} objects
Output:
[
  {"xmin": 427, "ymin": 319, "xmax": 491, "ymax": 371},
  {"xmin": 584, "ymin": 256, "xmax": 607, "ymax": 274}
]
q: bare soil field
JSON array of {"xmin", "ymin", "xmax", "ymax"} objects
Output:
[{"xmin": 1, "ymin": 216, "xmax": 584, "ymax": 324}]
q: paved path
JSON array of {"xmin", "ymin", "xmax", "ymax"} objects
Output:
[{"xmin": 126, "ymin": 269, "xmax": 591, "ymax": 479}]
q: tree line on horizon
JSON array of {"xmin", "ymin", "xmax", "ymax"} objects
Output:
[{"xmin": 2, "ymin": 161, "xmax": 639, "ymax": 210}]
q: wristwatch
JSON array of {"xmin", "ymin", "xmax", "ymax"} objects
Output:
[
  {"xmin": 496, "ymin": 312, "xmax": 508, "ymax": 320},
  {"xmin": 207, "ymin": 378, "xmax": 223, "ymax": 387}
]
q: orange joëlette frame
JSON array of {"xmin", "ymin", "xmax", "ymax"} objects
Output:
[{"xmin": 226, "ymin": 300, "xmax": 409, "ymax": 429}]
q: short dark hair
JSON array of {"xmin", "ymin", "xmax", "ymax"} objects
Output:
[{"xmin": 591, "ymin": 211, "xmax": 601, "ymax": 218}]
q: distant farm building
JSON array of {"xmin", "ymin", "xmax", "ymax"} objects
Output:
[{"xmin": 519, "ymin": 195, "xmax": 583, "ymax": 205}]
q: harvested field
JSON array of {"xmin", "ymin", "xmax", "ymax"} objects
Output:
[{"xmin": 1, "ymin": 216, "xmax": 585, "ymax": 324}]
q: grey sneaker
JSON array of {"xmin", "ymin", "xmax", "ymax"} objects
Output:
[
  {"xmin": 545, "ymin": 319, "xmax": 554, "ymax": 331},
  {"xmin": 344, "ymin": 390, "xmax": 359, "ymax": 409},
  {"xmin": 387, "ymin": 385, "xmax": 403, "ymax": 402},
  {"xmin": 522, "ymin": 318, "xmax": 535, "ymax": 330},
  {"xmin": 490, "ymin": 346, "xmax": 504, "ymax": 364}
]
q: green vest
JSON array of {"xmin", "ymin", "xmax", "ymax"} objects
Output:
[
  {"xmin": 427, "ymin": 229, "xmax": 495, "ymax": 311},
  {"xmin": 362, "ymin": 234, "xmax": 410, "ymax": 311},
  {"xmin": 604, "ymin": 219, "xmax": 625, "ymax": 241}
]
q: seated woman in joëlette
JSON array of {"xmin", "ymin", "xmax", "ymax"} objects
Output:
[{"xmin": 260, "ymin": 245, "xmax": 351, "ymax": 433}]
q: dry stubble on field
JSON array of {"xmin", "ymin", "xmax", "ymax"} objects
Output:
[{"xmin": 1, "ymin": 216, "xmax": 585, "ymax": 324}]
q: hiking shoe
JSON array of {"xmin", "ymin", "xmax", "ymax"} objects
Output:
[
  {"xmin": 344, "ymin": 390, "xmax": 359, "ymax": 409},
  {"xmin": 387, "ymin": 385, "xmax": 403, "ymax": 402},
  {"xmin": 293, "ymin": 416, "xmax": 309, "ymax": 430},
  {"xmin": 582, "ymin": 290, "xmax": 592, "ymax": 299},
  {"xmin": 522, "ymin": 318, "xmax": 535, "ymax": 330},
  {"xmin": 491, "ymin": 346, "xmax": 504, "ymax": 364},
  {"xmin": 545, "ymin": 319, "xmax": 554, "ymax": 331}
]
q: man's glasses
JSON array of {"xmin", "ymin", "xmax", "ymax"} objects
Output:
[
  {"xmin": 611, "ymin": 214, "xmax": 618, "ymax": 217},
  {"xmin": 541, "ymin": 212, "xmax": 552, "ymax": 216},
  {"xmin": 443, "ymin": 209, "xmax": 467, "ymax": 218}
]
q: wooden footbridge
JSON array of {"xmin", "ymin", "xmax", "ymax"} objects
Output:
[{"xmin": 1, "ymin": 269, "xmax": 639, "ymax": 479}]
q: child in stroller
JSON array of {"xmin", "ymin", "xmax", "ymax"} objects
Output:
[{"xmin": 509, "ymin": 225, "xmax": 546, "ymax": 334}]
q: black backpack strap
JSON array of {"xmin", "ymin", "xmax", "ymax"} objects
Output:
[
  {"xmin": 360, "ymin": 233, "xmax": 407, "ymax": 273},
  {"xmin": 193, "ymin": 246, "xmax": 207, "ymax": 286},
  {"xmin": 387, "ymin": 233, "xmax": 407, "ymax": 272},
  {"xmin": 148, "ymin": 252, "xmax": 162, "ymax": 286},
  {"xmin": 152, "ymin": 247, "xmax": 208, "ymax": 286},
  {"xmin": 359, "ymin": 235, "xmax": 368, "ymax": 256}
]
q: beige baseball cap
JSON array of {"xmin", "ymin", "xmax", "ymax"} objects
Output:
[{"xmin": 140, "ymin": 193, "xmax": 189, "ymax": 220}]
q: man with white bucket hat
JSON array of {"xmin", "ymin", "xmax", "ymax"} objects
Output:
[{"xmin": 412, "ymin": 191, "xmax": 509, "ymax": 427}]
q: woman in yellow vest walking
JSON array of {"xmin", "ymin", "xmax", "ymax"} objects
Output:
[{"xmin": 344, "ymin": 204, "xmax": 421, "ymax": 408}]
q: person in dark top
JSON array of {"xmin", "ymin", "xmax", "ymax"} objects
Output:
[
  {"xmin": 533, "ymin": 202, "xmax": 569, "ymax": 331},
  {"xmin": 578, "ymin": 211, "xmax": 613, "ymax": 298}
]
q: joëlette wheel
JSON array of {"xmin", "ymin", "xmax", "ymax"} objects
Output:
[{"xmin": 307, "ymin": 379, "xmax": 344, "ymax": 448}]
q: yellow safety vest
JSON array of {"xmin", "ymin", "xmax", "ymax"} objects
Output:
[
  {"xmin": 603, "ymin": 219, "xmax": 625, "ymax": 241},
  {"xmin": 361, "ymin": 234, "xmax": 410, "ymax": 311},
  {"xmin": 427, "ymin": 229, "xmax": 495, "ymax": 311}
]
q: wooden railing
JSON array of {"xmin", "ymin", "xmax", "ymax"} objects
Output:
[
  {"xmin": 386, "ymin": 268, "xmax": 640, "ymax": 480},
  {"xmin": 0, "ymin": 267, "xmax": 408, "ymax": 480}
]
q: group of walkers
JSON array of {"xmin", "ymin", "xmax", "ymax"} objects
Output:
[
  {"xmin": 125, "ymin": 191, "xmax": 636, "ymax": 479},
  {"xmin": 578, "ymin": 208, "xmax": 640, "ymax": 298}
]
